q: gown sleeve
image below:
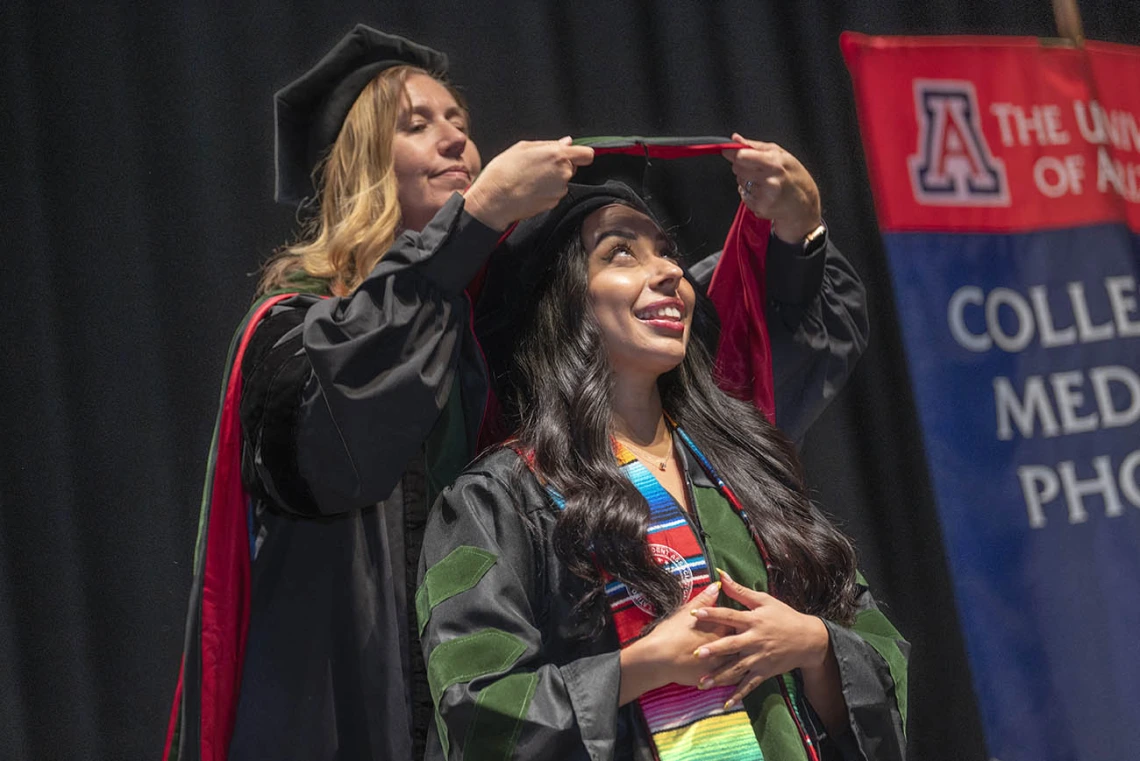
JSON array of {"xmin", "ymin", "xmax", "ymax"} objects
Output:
[
  {"xmin": 694, "ymin": 203, "xmax": 869, "ymax": 442},
  {"xmin": 417, "ymin": 456, "xmax": 622, "ymax": 761},
  {"xmin": 239, "ymin": 192, "xmax": 501, "ymax": 516},
  {"xmin": 819, "ymin": 577, "xmax": 909, "ymax": 761}
]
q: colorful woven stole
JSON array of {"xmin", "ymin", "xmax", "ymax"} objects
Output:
[
  {"xmin": 611, "ymin": 441, "xmax": 766, "ymax": 761},
  {"xmin": 534, "ymin": 439, "xmax": 764, "ymax": 761},
  {"xmin": 525, "ymin": 423, "xmax": 825, "ymax": 761}
]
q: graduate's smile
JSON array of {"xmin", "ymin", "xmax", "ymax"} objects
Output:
[{"xmin": 633, "ymin": 297, "xmax": 687, "ymax": 334}]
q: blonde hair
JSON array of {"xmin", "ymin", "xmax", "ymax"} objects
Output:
[{"xmin": 258, "ymin": 65, "xmax": 460, "ymax": 297}]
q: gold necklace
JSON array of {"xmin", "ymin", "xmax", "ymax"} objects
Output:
[{"xmin": 618, "ymin": 435, "xmax": 674, "ymax": 471}]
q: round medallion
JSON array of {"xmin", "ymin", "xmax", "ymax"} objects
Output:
[{"xmin": 627, "ymin": 543, "xmax": 694, "ymax": 615}]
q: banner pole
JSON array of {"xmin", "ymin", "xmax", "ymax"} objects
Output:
[{"xmin": 1051, "ymin": 0, "xmax": 1085, "ymax": 46}]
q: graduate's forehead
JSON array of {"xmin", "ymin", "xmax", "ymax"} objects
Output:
[{"xmin": 580, "ymin": 204, "xmax": 666, "ymax": 249}]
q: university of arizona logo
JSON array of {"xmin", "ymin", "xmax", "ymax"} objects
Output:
[
  {"xmin": 907, "ymin": 79, "xmax": 1010, "ymax": 206},
  {"xmin": 628, "ymin": 544, "xmax": 694, "ymax": 615}
]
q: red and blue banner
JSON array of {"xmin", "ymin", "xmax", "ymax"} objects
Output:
[{"xmin": 843, "ymin": 34, "xmax": 1140, "ymax": 760}]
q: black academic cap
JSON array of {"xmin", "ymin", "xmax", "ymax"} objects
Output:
[
  {"xmin": 475, "ymin": 181, "xmax": 655, "ymax": 401},
  {"xmin": 571, "ymin": 135, "xmax": 740, "ymax": 261},
  {"xmin": 479, "ymin": 180, "xmax": 653, "ymax": 328},
  {"xmin": 274, "ymin": 25, "xmax": 449, "ymax": 207},
  {"xmin": 495, "ymin": 181, "xmax": 653, "ymax": 276}
]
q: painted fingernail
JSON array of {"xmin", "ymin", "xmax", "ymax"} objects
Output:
[
  {"xmin": 694, "ymin": 647, "xmax": 710, "ymax": 659},
  {"xmin": 691, "ymin": 608, "xmax": 708, "ymax": 619},
  {"xmin": 723, "ymin": 698, "xmax": 736, "ymax": 710},
  {"xmin": 698, "ymin": 677, "xmax": 712, "ymax": 690}
]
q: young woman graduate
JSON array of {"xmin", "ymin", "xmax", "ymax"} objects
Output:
[
  {"xmin": 417, "ymin": 182, "xmax": 907, "ymax": 761},
  {"xmin": 165, "ymin": 23, "xmax": 870, "ymax": 761}
]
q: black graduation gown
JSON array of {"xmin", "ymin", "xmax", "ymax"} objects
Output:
[
  {"xmin": 416, "ymin": 446, "xmax": 908, "ymax": 761},
  {"xmin": 218, "ymin": 194, "xmax": 869, "ymax": 761},
  {"xmin": 227, "ymin": 194, "xmax": 498, "ymax": 761}
]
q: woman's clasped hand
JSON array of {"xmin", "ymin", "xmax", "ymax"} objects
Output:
[{"xmin": 691, "ymin": 570, "xmax": 832, "ymax": 709}]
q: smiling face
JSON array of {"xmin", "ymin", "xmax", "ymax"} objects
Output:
[
  {"xmin": 392, "ymin": 73, "xmax": 482, "ymax": 232},
  {"xmin": 581, "ymin": 204, "xmax": 695, "ymax": 382}
]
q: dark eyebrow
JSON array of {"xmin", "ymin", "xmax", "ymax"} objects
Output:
[
  {"xmin": 592, "ymin": 226, "xmax": 671, "ymax": 250},
  {"xmin": 592, "ymin": 228, "xmax": 637, "ymax": 247}
]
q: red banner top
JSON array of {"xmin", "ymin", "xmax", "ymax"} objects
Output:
[{"xmin": 842, "ymin": 33, "xmax": 1140, "ymax": 233}]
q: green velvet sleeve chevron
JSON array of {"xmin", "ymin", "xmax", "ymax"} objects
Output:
[{"xmin": 417, "ymin": 455, "xmax": 622, "ymax": 761}]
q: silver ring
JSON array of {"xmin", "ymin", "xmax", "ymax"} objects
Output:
[{"xmin": 740, "ymin": 179, "xmax": 754, "ymax": 197}]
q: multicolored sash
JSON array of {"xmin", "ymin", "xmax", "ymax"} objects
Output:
[
  {"xmin": 521, "ymin": 422, "xmax": 824, "ymax": 761},
  {"xmin": 610, "ymin": 439, "xmax": 765, "ymax": 761},
  {"xmin": 526, "ymin": 438, "xmax": 759, "ymax": 760}
]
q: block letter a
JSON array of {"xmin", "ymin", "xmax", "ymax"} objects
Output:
[{"xmin": 907, "ymin": 80, "xmax": 1010, "ymax": 206}]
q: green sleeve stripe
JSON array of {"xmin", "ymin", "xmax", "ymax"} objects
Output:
[
  {"xmin": 428, "ymin": 628, "xmax": 528, "ymax": 701},
  {"xmin": 417, "ymin": 546, "xmax": 498, "ymax": 634},
  {"xmin": 428, "ymin": 629, "xmax": 529, "ymax": 760},
  {"xmin": 853, "ymin": 610, "xmax": 909, "ymax": 730},
  {"xmin": 463, "ymin": 672, "xmax": 540, "ymax": 761}
]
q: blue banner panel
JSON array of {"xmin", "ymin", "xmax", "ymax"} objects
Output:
[{"xmin": 884, "ymin": 225, "xmax": 1140, "ymax": 761}]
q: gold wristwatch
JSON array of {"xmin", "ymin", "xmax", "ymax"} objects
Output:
[{"xmin": 803, "ymin": 222, "xmax": 827, "ymax": 251}]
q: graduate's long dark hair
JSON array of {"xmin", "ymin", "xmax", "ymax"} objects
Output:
[{"xmin": 510, "ymin": 219, "xmax": 860, "ymax": 628}]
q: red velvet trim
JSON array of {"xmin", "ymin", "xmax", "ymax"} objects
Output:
[
  {"xmin": 466, "ymin": 263, "xmax": 489, "ymax": 306},
  {"xmin": 495, "ymin": 221, "xmax": 519, "ymax": 246},
  {"xmin": 197, "ymin": 293, "xmax": 296, "ymax": 761},
  {"xmin": 464, "ymin": 288, "xmax": 499, "ymax": 459},
  {"xmin": 592, "ymin": 142, "xmax": 742, "ymax": 159},
  {"xmin": 475, "ymin": 387, "xmax": 507, "ymax": 454},
  {"xmin": 708, "ymin": 203, "xmax": 775, "ymax": 421}
]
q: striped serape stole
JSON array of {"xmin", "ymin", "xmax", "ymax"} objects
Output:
[{"xmin": 607, "ymin": 442, "xmax": 764, "ymax": 761}]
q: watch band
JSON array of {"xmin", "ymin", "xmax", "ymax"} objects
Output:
[{"xmin": 803, "ymin": 222, "xmax": 827, "ymax": 251}]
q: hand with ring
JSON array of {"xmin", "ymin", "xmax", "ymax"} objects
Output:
[{"xmin": 722, "ymin": 133, "xmax": 822, "ymax": 244}]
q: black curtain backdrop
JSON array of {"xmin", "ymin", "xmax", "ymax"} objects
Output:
[{"xmin": 3, "ymin": 2, "xmax": 1138, "ymax": 759}]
